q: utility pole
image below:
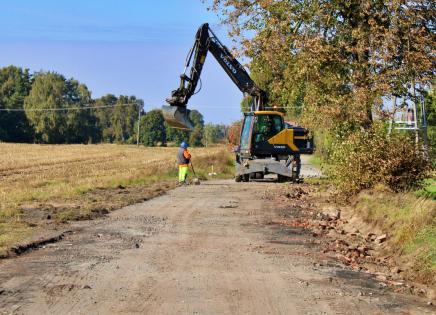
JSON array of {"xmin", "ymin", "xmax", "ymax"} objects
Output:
[{"xmin": 137, "ymin": 103, "xmax": 142, "ymax": 147}]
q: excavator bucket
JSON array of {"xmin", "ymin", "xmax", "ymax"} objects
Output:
[{"xmin": 161, "ymin": 105, "xmax": 193, "ymax": 130}]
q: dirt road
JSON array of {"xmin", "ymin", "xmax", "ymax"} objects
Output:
[{"xmin": 0, "ymin": 175, "xmax": 433, "ymax": 313}]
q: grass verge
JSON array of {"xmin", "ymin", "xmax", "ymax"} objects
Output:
[{"xmin": 354, "ymin": 188, "xmax": 435, "ymax": 284}]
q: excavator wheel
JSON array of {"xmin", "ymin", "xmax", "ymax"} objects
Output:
[
  {"xmin": 291, "ymin": 170, "xmax": 299, "ymax": 182},
  {"xmin": 249, "ymin": 172, "xmax": 264, "ymax": 180},
  {"xmin": 235, "ymin": 175, "xmax": 242, "ymax": 182},
  {"xmin": 256, "ymin": 172, "xmax": 264, "ymax": 180},
  {"xmin": 242, "ymin": 174, "xmax": 250, "ymax": 182}
]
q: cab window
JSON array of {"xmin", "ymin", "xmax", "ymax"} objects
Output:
[
  {"xmin": 253, "ymin": 114, "xmax": 283, "ymax": 144},
  {"xmin": 240, "ymin": 115, "xmax": 253, "ymax": 150}
]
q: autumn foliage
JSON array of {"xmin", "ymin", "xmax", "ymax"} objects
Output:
[
  {"xmin": 329, "ymin": 123, "xmax": 431, "ymax": 194},
  {"xmin": 227, "ymin": 120, "xmax": 242, "ymax": 146},
  {"xmin": 211, "ymin": 0, "xmax": 434, "ymax": 129},
  {"xmin": 210, "ymin": 0, "xmax": 434, "ymax": 193}
]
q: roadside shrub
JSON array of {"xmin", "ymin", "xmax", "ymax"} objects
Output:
[
  {"xmin": 227, "ymin": 121, "xmax": 242, "ymax": 146},
  {"xmin": 329, "ymin": 123, "xmax": 431, "ymax": 194}
]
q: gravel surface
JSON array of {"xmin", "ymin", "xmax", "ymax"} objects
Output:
[{"xmin": 0, "ymin": 160, "xmax": 433, "ymax": 314}]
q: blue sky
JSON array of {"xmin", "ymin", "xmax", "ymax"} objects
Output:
[{"xmin": 0, "ymin": 0, "xmax": 243, "ymax": 124}]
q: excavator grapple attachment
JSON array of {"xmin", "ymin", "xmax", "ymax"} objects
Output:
[{"xmin": 161, "ymin": 105, "xmax": 193, "ymax": 130}]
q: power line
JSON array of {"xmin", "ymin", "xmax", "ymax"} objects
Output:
[
  {"xmin": 0, "ymin": 103, "xmax": 295, "ymax": 112},
  {"xmin": 0, "ymin": 103, "xmax": 139, "ymax": 112}
]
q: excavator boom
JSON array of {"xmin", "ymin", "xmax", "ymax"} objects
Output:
[{"xmin": 163, "ymin": 23, "xmax": 266, "ymax": 130}]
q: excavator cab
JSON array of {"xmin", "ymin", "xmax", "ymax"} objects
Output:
[{"xmin": 239, "ymin": 111, "xmax": 302, "ymax": 158}]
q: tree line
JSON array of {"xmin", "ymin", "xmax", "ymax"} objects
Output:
[{"xmin": 0, "ymin": 66, "xmax": 227, "ymax": 146}]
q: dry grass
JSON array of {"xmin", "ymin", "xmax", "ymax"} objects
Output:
[
  {"xmin": 0, "ymin": 144, "xmax": 230, "ymax": 217},
  {"xmin": 355, "ymin": 189, "xmax": 436, "ymax": 284},
  {"xmin": 0, "ymin": 143, "xmax": 234, "ymax": 255}
]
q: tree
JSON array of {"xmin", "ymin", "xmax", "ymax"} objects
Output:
[
  {"xmin": 203, "ymin": 123, "xmax": 226, "ymax": 146},
  {"xmin": 111, "ymin": 96, "xmax": 140, "ymax": 143},
  {"xmin": 0, "ymin": 66, "xmax": 33, "ymax": 142},
  {"xmin": 189, "ymin": 126, "xmax": 203, "ymax": 147},
  {"xmin": 227, "ymin": 120, "xmax": 242, "ymax": 146},
  {"xmin": 140, "ymin": 109, "xmax": 166, "ymax": 146},
  {"xmin": 63, "ymin": 79, "xmax": 100, "ymax": 143},
  {"xmin": 424, "ymin": 89, "xmax": 436, "ymax": 127},
  {"xmin": 211, "ymin": 0, "xmax": 435, "ymax": 131},
  {"xmin": 95, "ymin": 94, "xmax": 118, "ymax": 142},
  {"xmin": 211, "ymin": 0, "xmax": 433, "ymax": 191},
  {"xmin": 166, "ymin": 109, "xmax": 205, "ymax": 147},
  {"xmin": 94, "ymin": 95, "xmax": 142, "ymax": 143},
  {"xmin": 423, "ymin": 88, "xmax": 435, "ymax": 159},
  {"xmin": 24, "ymin": 72, "xmax": 98, "ymax": 143},
  {"xmin": 188, "ymin": 110, "xmax": 205, "ymax": 147},
  {"xmin": 165, "ymin": 123, "xmax": 189, "ymax": 145},
  {"xmin": 240, "ymin": 95, "xmax": 252, "ymax": 113},
  {"xmin": 189, "ymin": 109, "xmax": 204, "ymax": 128}
]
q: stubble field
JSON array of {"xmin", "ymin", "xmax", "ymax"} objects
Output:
[{"xmin": 0, "ymin": 143, "xmax": 233, "ymax": 255}]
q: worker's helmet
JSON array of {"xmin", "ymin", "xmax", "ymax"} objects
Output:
[{"xmin": 180, "ymin": 141, "xmax": 188, "ymax": 149}]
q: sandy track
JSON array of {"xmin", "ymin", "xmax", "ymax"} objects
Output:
[{"xmin": 0, "ymin": 178, "xmax": 432, "ymax": 314}]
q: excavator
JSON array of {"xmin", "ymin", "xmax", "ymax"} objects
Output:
[{"xmin": 162, "ymin": 23, "xmax": 313, "ymax": 182}]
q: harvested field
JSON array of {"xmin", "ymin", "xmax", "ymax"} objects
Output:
[{"xmin": 0, "ymin": 143, "xmax": 233, "ymax": 255}]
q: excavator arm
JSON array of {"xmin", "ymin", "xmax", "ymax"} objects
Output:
[{"xmin": 163, "ymin": 23, "xmax": 266, "ymax": 130}]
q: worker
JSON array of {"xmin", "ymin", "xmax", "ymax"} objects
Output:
[{"xmin": 177, "ymin": 141, "xmax": 191, "ymax": 184}]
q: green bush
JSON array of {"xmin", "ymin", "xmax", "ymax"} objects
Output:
[{"xmin": 329, "ymin": 123, "xmax": 431, "ymax": 194}]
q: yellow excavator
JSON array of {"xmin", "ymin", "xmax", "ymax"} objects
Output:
[{"xmin": 162, "ymin": 23, "xmax": 313, "ymax": 182}]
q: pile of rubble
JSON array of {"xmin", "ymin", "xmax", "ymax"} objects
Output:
[{"xmin": 272, "ymin": 184, "xmax": 434, "ymax": 300}]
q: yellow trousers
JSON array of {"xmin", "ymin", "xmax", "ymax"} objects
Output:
[{"xmin": 178, "ymin": 165, "xmax": 189, "ymax": 182}]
